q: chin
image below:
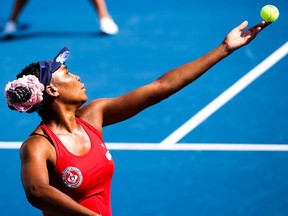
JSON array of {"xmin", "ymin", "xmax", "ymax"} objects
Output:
[{"xmin": 81, "ymin": 97, "xmax": 88, "ymax": 104}]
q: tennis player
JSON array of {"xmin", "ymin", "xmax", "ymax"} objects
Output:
[{"xmin": 4, "ymin": 20, "xmax": 269, "ymax": 216}]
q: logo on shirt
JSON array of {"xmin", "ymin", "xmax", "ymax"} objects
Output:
[
  {"xmin": 62, "ymin": 166, "xmax": 83, "ymax": 188},
  {"xmin": 106, "ymin": 151, "xmax": 112, "ymax": 161}
]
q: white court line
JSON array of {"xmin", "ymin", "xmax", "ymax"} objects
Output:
[
  {"xmin": 108, "ymin": 143, "xmax": 288, "ymax": 151},
  {"xmin": 1, "ymin": 142, "xmax": 288, "ymax": 151},
  {"xmin": 160, "ymin": 42, "xmax": 288, "ymax": 146}
]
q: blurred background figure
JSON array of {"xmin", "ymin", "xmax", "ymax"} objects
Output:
[{"xmin": 3, "ymin": 0, "xmax": 119, "ymax": 38}]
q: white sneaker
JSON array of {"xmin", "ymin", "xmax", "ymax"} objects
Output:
[
  {"xmin": 3, "ymin": 21, "xmax": 17, "ymax": 37},
  {"xmin": 100, "ymin": 17, "xmax": 119, "ymax": 35}
]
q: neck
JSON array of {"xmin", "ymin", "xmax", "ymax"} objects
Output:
[{"xmin": 41, "ymin": 104, "xmax": 79, "ymax": 133}]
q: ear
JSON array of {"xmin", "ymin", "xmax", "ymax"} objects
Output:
[{"xmin": 45, "ymin": 84, "xmax": 59, "ymax": 97}]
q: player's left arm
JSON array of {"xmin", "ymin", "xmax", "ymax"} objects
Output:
[{"xmin": 78, "ymin": 21, "xmax": 270, "ymax": 128}]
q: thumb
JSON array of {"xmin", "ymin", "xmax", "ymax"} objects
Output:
[{"xmin": 237, "ymin": 20, "xmax": 249, "ymax": 31}]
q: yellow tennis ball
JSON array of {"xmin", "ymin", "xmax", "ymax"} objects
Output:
[{"xmin": 260, "ymin": 5, "xmax": 279, "ymax": 22}]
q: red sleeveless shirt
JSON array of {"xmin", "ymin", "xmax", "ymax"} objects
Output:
[{"xmin": 39, "ymin": 118, "xmax": 114, "ymax": 216}]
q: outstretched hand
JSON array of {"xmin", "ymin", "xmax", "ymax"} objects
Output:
[{"xmin": 223, "ymin": 21, "xmax": 270, "ymax": 52}]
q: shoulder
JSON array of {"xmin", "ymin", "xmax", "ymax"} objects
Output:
[
  {"xmin": 20, "ymin": 128, "xmax": 55, "ymax": 162},
  {"xmin": 77, "ymin": 98, "xmax": 111, "ymax": 115},
  {"xmin": 76, "ymin": 98, "xmax": 112, "ymax": 133}
]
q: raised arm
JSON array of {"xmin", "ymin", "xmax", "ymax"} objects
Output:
[
  {"xmin": 78, "ymin": 21, "xmax": 270, "ymax": 129},
  {"xmin": 20, "ymin": 136, "xmax": 100, "ymax": 216}
]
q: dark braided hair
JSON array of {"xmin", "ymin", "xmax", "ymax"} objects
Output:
[{"xmin": 6, "ymin": 86, "xmax": 32, "ymax": 106}]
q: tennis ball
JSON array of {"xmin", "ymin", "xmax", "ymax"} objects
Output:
[{"xmin": 260, "ymin": 5, "xmax": 279, "ymax": 22}]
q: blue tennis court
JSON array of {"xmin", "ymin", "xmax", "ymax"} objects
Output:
[{"xmin": 0, "ymin": 0, "xmax": 287, "ymax": 215}]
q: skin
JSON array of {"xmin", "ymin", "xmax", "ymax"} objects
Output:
[{"xmin": 20, "ymin": 21, "xmax": 270, "ymax": 216}]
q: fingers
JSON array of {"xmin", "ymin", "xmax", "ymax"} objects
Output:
[
  {"xmin": 259, "ymin": 21, "xmax": 272, "ymax": 30},
  {"xmin": 240, "ymin": 20, "xmax": 271, "ymax": 40},
  {"xmin": 237, "ymin": 20, "xmax": 249, "ymax": 31},
  {"xmin": 239, "ymin": 20, "xmax": 271, "ymax": 33},
  {"xmin": 249, "ymin": 21, "xmax": 271, "ymax": 32}
]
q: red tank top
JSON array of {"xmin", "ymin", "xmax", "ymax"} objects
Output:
[{"xmin": 39, "ymin": 118, "xmax": 114, "ymax": 216}]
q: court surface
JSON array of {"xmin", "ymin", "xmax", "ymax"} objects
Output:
[{"xmin": 0, "ymin": 0, "xmax": 287, "ymax": 215}]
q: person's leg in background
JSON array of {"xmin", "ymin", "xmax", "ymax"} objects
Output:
[
  {"xmin": 90, "ymin": 0, "xmax": 119, "ymax": 35},
  {"xmin": 3, "ymin": 0, "xmax": 29, "ymax": 37},
  {"xmin": 3, "ymin": 0, "xmax": 119, "ymax": 37}
]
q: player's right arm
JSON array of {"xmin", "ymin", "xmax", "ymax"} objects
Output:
[{"xmin": 20, "ymin": 134, "xmax": 100, "ymax": 216}]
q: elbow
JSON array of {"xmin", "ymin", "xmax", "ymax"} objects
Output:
[
  {"xmin": 152, "ymin": 79, "xmax": 177, "ymax": 100},
  {"xmin": 25, "ymin": 184, "xmax": 47, "ymax": 207}
]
